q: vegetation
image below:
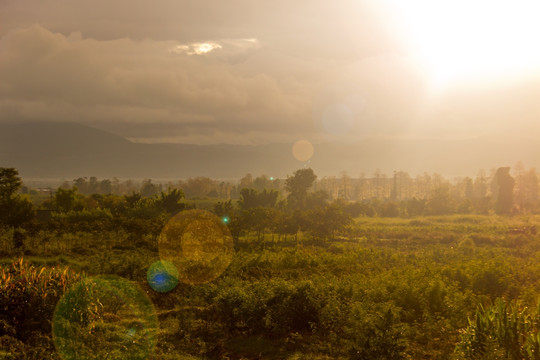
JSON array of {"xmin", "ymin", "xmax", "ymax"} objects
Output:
[{"xmin": 3, "ymin": 166, "xmax": 540, "ymax": 358}]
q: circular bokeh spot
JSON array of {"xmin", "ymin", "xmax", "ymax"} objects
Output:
[
  {"xmin": 158, "ymin": 209, "xmax": 234, "ymax": 285},
  {"xmin": 292, "ymin": 139, "xmax": 314, "ymax": 162},
  {"xmin": 53, "ymin": 276, "xmax": 158, "ymax": 360},
  {"xmin": 147, "ymin": 260, "xmax": 179, "ymax": 293}
]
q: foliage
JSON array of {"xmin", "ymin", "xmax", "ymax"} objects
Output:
[
  {"xmin": 7, "ymin": 166, "xmax": 540, "ymax": 359},
  {"xmin": 286, "ymin": 168, "xmax": 317, "ymax": 210},
  {"xmin": 238, "ymin": 188, "xmax": 279, "ymax": 210},
  {"xmin": 52, "ymin": 276, "xmax": 158, "ymax": 360},
  {"xmin": 427, "ymin": 185, "xmax": 453, "ymax": 215},
  {"xmin": 302, "ymin": 203, "xmax": 352, "ymax": 241},
  {"xmin": 156, "ymin": 188, "xmax": 186, "ymax": 214},
  {"xmin": 0, "ymin": 258, "xmax": 82, "ymax": 341},
  {"xmin": 492, "ymin": 167, "xmax": 515, "ymax": 215},
  {"xmin": 0, "ymin": 168, "xmax": 22, "ymax": 202},
  {"xmin": 212, "ymin": 199, "xmax": 234, "ymax": 218},
  {"xmin": 0, "ymin": 168, "xmax": 34, "ymax": 226},
  {"xmin": 349, "ymin": 308, "xmax": 406, "ymax": 360},
  {"xmin": 456, "ymin": 299, "xmax": 540, "ymax": 359},
  {"xmin": 0, "ymin": 196, "xmax": 34, "ymax": 227},
  {"xmin": 54, "ymin": 187, "xmax": 84, "ymax": 212}
]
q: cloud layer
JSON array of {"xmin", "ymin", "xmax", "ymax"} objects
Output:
[
  {"xmin": 1, "ymin": 1, "xmax": 540, "ymax": 145},
  {"xmin": 0, "ymin": 25, "xmax": 319, "ymax": 143}
]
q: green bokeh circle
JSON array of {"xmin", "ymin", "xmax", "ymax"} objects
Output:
[{"xmin": 52, "ymin": 276, "xmax": 158, "ymax": 360}]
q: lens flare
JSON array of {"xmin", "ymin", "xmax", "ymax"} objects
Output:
[
  {"xmin": 52, "ymin": 276, "xmax": 158, "ymax": 360},
  {"xmin": 292, "ymin": 139, "xmax": 314, "ymax": 162},
  {"xmin": 158, "ymin": 209, "xmax": 234, "ymax": 285},
  {"xmin": 147, "ymin": 260, "xmax": 179, "ymax": 293}
]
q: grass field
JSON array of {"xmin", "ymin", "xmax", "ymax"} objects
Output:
[{"xmin": 2, "ymin": 214, "xmax": 540, "ymax": 359}]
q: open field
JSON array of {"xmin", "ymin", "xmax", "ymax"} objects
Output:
[{"xmin": 3, "ymin": 214, "xmax": 540, "ymax": 359}]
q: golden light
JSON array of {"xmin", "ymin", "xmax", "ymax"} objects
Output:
[
  {"xmin": 383, "ymin": 0, "xmax": 540, "ymax": 89},
  {"xmin": 169, "ymin": 42, "xmax": 222, "ymax": 56},
  {"xmin": 192, "ymin": 42, "xmax": 222, "ymax": 55}
]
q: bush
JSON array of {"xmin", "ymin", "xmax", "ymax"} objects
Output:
[{"xmin": 0, "ymin": 258, "xmax": 82, "ymax": 340}]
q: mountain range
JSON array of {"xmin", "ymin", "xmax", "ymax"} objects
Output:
[{"xmin": 1, "ymin": 122, "xmax": 538, "ymax": 180}]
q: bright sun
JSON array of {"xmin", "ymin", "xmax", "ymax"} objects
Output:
[{"xmin": 383, "ymin": 0, "xmax": 540, "ymax": 89}]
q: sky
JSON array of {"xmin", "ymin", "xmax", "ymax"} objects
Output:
[{"xmin": 1, "ymin": 0, "xmax": 540, "ymax": 145}]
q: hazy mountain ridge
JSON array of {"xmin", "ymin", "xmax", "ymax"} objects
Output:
[{"xmin": 0, "ymin": 122, "xmax": 537, "ymax": 179}]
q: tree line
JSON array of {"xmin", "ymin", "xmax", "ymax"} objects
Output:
[{"xmin": 0, "ymin": 164, "xmax": 536, "ymax": 235}]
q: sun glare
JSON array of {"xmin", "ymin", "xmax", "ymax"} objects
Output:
[{"xmin": 383, "ymin": 0, "xmax": 540, "ymax": 89}]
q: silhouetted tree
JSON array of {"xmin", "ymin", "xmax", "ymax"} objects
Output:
[
  {"xmin": 305, "ymin": 190, "xmax": 329, "ymax": 209},
  {"xmin": 0, "ymin": 168, "xmax": 22, "ymax": 203},
  {"xmin": 0, "ymin": 168, "xmax": 34, "ymax": 226},
  {"xmin": 141, "ymin": 179, "xmax": 160, "ymax": 197},
  {"xmin": 157, "ymin": 189, "xmax": 185, "ymax": 214},
  {"xmin": 492, "ymin": 167, "xmax": 515, "ymax": 215},
  {"xmin": 213, "ymin": 200, "xmax": 234, "ymax": 218},
  {"xmin": 253, "ymin": 175, "xmax": 276, "ymax": 191},
  {"xmin": 239, "ymin": 189, "xmax": 259, "ymax": 210},
  {"xmin": 238, "ymin": 188, "xmax": 279, "ymax": 211},
  {"xmin": 238, "ymin": 173, "xmax": 254, "ymax": 189},
  {"xmin": 181, "ymin": 177, "xmax": 216, "ymax": 198},
  {"xmin": 514, "ymin": 166, "xmax": 539, "ymax": 212},
  {"xmin": 303, "ymin": 203, "xmax": 352, "ymax": 241},
  {"xmin": 55, "ymin": 188, "xmax": 83, "ymax": 212},
  {"xmin": 285, "ymin": 168, "xmax": 317, "ymax": 210},
  {"xmin": 380, "ymin": 201, "xmax": 400, "ymax": 217},
  {"xmin": 404, "ymin": 198, "xmax": 425, "ymax": 217},
  {"xmin": 100, "ymin": 179, "xmax": 112, "ymax": 194},
  {"xmin": 427, "ymin": 185, "xmax": 453, "ymax": 215}
]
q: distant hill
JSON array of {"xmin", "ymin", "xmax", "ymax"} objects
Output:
[
  {"xmin": 1, "ymin": 122, "xmax": 538, "ymax": 179},
  {"xmin": 0, "ymin": 122, "xmax": 302, "ymax": 179}
]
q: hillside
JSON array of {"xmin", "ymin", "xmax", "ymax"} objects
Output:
[{"xmin": 0, "ymin": 122, "xmax": 537, "ymax": 179}]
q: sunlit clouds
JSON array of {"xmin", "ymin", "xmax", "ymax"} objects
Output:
[
  {"xmin": 0, "ymin": 26, "xmax": 310, "ymax": 144},
  {"xmin": 1, "ymin": 0, "xmax": 540, "ymax": 145},
  {"xmin": 168, "ymin": 38, "xmax": 260, "ymax": 57},
  {"xmin": 169, "ymin": 42, "xmax": 222, "ymax": 56}
]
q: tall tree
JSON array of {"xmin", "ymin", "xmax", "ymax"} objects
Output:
[
  {"xmin": 492, "ymin": 167, "xmax": 515, "ymax": 215},
  {"xmin": 513, "ymin": 164, "xmax": 539, "ymax": 211},
  {"xmin": 426, "ymin": 185, "xmax": 453, "ymax": 215},
  {"xmin": 473, "ymin": 170, "xmax": 488, "ymax": 198},
  {"xmin": 0, "ymin": 168, "xmax": 22, "ymax": 203},
  {"xmin": 253, "ymin": 175, "xmax": 276, "ymax": 191},
  {"xmin": 0, "ymin": 168, "xmax": 34, "ymax": 226},
  {"xmin": 181, "ymin": 177, "xmax": 216, "ymax": 198},
  {"xmin": 285, "ymin": 168, "xmax": 317, "ymax": 210},
  {"xmin": 141, "ymin": 179, "xmax": 160, "ymax": 197}
]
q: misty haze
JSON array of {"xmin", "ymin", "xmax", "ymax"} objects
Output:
[{"xmin": 2, "ymin": 1, "xmax": 540, "ymax": 359}]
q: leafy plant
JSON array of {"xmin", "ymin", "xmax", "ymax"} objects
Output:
[{"xmin": 456, "ymin": 298, "xmax": 540, "ymax": 359}]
